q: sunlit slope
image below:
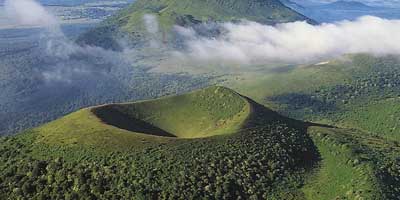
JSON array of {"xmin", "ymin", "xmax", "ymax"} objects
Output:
[
  {"xmin": 77, "ymin": 0, "xmax": 312, "ymax": 49},
  {"xmin": 35, "ymin": 107, "xmax": 180, "ymax": 148},
  {"xmin": 3, "ymin": 85, "xmax": 400, "ymax": 199},
  {"xmin": 32, "ymin": 86, "xmax": 285, "ymax": 149},
  {"xmin": 303, "ymin": 126, "xmax": 400, "ymax": 199},
  {"xmin": 116, "ymin": 0, "xmax": 311, "ymax": 29},
  {"xmin": 32, "ymin": 86, "xmax": 307, "ymax": 150},
  {"xmin": 0, "ymin": 86, "xmax": 321, "ymax": 199},
  {"xmin": 93, "ymin": 86, "xmax": 250, "ymax": 138}
]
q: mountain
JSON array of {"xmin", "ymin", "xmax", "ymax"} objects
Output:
[
  {"xmin": 317, "ymin": 0, "xmax": 374, "ymax": 10},
  {"xmin": 32, "ymin": 86, "xmax": 306, "ymax": 147},
  {"xmin": 225, "ymin": 54, "xmax": 400, "ymax": 198},
  {"xmin": 0, "ymin": 86, "xmax": 320, "ymax": 199},
  {"xmin": 225, "ymin": 53, "xmax": 400, "ymax": 145},
  {"xmin": 77, "ymin": 0, "xmax": 314, "ymax": 50},
  {"xmin": 280, "ymin": 0, "xmax": 306, "ymax": 11},
  {"xmin": 286, "ymin": 0, "xmax": 400, "ymax": 22},
  {"xmin": 1, "ymin": 86, "xmax": 400, "ymax": 198}
]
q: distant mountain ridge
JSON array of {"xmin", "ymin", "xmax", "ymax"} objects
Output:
[
  {"xmin": 282, "ymin": 0, "xmax": 400, "ymax": 22},
  {"xmin": 77, "ymin": 0, "xmax": 314, "ymax": 50},
  {"xmin": 317, "ymin": 0, "xmax": 374, "ymax": 10},
  {"xmin": 287, "ymin": 0, "xmax": 400, "ymax": 8}
]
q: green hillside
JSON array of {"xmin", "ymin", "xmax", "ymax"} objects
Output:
[
  {"xmin": 303, "ymin": 126, "xmax": 400, "ymax": 199},
  {"xmin": 77, "ymin": 0, "xmax": 312, "ymax": 49},
  {"xmin": 229, "ymin": 54, "xmax": 400, "ymax": 140},
  {"xmin": 93, "ymin": 86, "xmax": 250, "ymax": 138},
  {"xmin": 0, "ymin": 86, "xmax": 320, "ymax": 199},
  {"xmin": 31, "ymin": 86, "xmax": 299, "ymax": 150},
  {"xmin": 1, "ymin": 86, "xmax": 400, "ymax": 199},
  {"xmin": 33, "ymin": 86, "xmax": 252, "ymax": 150}
]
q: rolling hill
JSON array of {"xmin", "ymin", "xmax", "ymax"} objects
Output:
[
  {"xmin": 32, "ymin": 86, "xmax": 305, "ymax": 149},
  {"xmin": 285, "ymin": 0, "xmax": 400, "ymax": 22},
  {"xmin": 1, "ymin": 86, "xmax": 400, "ymax": 199},
  {"xmin": 0, "ymin": 86, "xmax": 319, "ymax": 199},
  {"xmin": 2, "ymin": 0, "xmax": 400, "ymax": 198},
  {"xmin": 317, "ymin": 1, "xmax": 374, "ymax": 10},
  {"xmin": 77, "ymin": 0, "xmax": 313, "ymax": 50},
  {"xmin": 228, "ymin": 54, "xmax": 400, "ymax": 140}
]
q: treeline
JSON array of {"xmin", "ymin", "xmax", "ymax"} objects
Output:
[
  {"xmin": 0, "ymin": 122, "xmax": 318, "ymax": 199},
  {"xmin": 269, "ymin": 55, "xmax": 400, "ymax": 121}
]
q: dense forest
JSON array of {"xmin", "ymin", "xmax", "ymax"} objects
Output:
[
  {"xmin": 0, "ymin": 87, "xmax": 320, "ymax": 199},
  {"xmin": 266, "ymin": 55, "xmax": 400, "ymax": 139}
]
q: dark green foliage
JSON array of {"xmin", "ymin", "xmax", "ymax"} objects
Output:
[
  {"xmin": 0, "ymin": 61, "xmax": 214, "ymax": 135},
  {"xmin": 0, "ymin": 123, "xmax": 317, "ymax": 199},
  {"xmin": 310, "ymin": 128, "xmax": 400, "ymax": 199},
  {"xmin": 378, "ymin": 159, "xmax": 400, "ymax": 199},
  {"xmin": 268, "ymin": 55, "xmax": 400, "ymax": 129},
  {"xmin": 0, "ymin": 89, "xmax": 319, "ymax": 199},
  {"xmin": 76, "ymin": 25, "xmax": 123, "ymax": 51},
  {"xmin": 269, "ymin": 93, "xmax": 337, "ymax": 117}
]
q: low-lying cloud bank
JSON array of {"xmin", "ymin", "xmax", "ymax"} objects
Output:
[
  {"xmin": 4, "ymin": 0, "xmax": 400, "ymax": 70},
  {"xmin": 305, "ymin": 0, "xmax": 400, "ymax": 8},
  {"xmin": 3, "ymin": 0, "xmax": 135, "ymax": 83},
  {"xmin": 4, "ymin": 0, "xmax": 57, "ymax": 27},
  {"xmin": 174, "ymin": 16, "xmax": 400, "ymax": 65}
]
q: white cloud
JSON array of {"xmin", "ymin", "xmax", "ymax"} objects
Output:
[
  {"xmin": 174, "ymin": 16, "xmax": 400, "ymax": 66},
  {"xmin": 4, "ymin": 0, "xmax": 58, "ymax": 27},
  {"xmin": 143, "ymin": 14, "xmax": 159, "ymax": 35},
  {"xmin": 3, "ymin": 0, "xmax": 125, "ymax": 83},
  {"xmin": 143, "ymin": 14, "xmax": 162, "ymax": 48}
]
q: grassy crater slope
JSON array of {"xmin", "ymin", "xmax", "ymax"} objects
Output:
[
  {"xmin": 33, "ymin": 86, "xmax": 302, "ymax": 150},
  {"xmin": 77, "ymin": 0, "xmax": 312, "ymax": 50},
  {"xmin": 0, "ymin": 86, "xmax": 320, "ymax": 199},
  {"xmin": 1, "ymin": 86, "xmax": 398, "ymax": 199},
  {"xmin": 93, "ymin": 86, "xmax": 250, "ymax": 138},
  {"xmin": 35, "ymin": 86, "xmax": 252, "ymax": 148}
]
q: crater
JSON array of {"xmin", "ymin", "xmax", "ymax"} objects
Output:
[
  {"xmin": 91, "ymin": 86, "xmax": 251, "ymax": 138},
  {"xmin": 92, "ymin": 106, "xmax": 176, "ymax": 137}
]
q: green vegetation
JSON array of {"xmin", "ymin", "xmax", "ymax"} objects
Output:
[
  {"xmin": 95, "ymin": 86, "xmax": 249, "ymax": 138},
  {"xmin": 0, "ymin": 46, "xmax": 214, "ymax": 136},
  {"xmin": 35, "ymin": 86, "xmax": 250, "ymax": 150},
  {"xmin": 0, "ymin": 86, "xmax": 319, "ymax": 199},
  {"xmin": 306, "ymin": 126, "xmax": 400, "ymax": 199},
  {"xmin": 3, "ymin": 0, "xmax": 400, "ymax": 198},
  {"xmin": 2, "ymin": 85, "xmax": 400, "ymax": 199},
  {"xmin": 221, "ymin": 54, "xmax": 400, "ymax": 199},
  {"xmin": 78, "ymin": 0, "xmax": 312, "ymax": 49},
  {"xmin": 339, "ymin": 98, "xmax": 400, "ymax": 140},
  {"xmin": 0, "ymin": 26, "xmax": 218, "ymax": 136},
  {"xmin": 231, "ymin": 54, "xmax": 400, "ymax": 140},
  {"xmin": 303, "ymin": 127, "xmax": 383, "ymax": 199}
]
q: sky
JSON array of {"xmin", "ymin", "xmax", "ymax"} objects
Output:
[{"xmin": 293, "ymin": 0, "xmax": 400, "ymax": 8}]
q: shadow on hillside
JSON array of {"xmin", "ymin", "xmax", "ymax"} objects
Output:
[
  {"xmin": 242, "ymin": 96, "xmax": 329, "ymax": 169},
  {"xmin": 268, "ymin": 93, "xmax": 338, "ymax": 116},
  {"xmin": 92, "ymin": 106, "xmax": 176, "ymax": 138}
]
